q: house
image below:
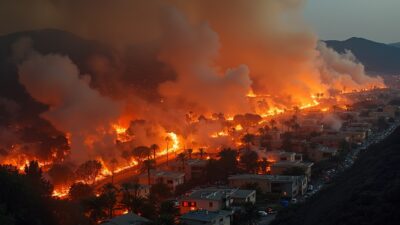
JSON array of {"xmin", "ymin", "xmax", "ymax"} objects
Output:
[
  {"xmin": 179, "ymin": 188, "xmax": 255, "ymax": 214},
  {"xmin": 100, "ymin": 212, "xmax": 150, "ymax": 225},
  {"xmin": 342, "ymin": 130, "xmax": 367, "ymax": 143},
  {"xmin": 264, "ymin": 151, "xmax": 297, "ymax": 162},
  {"xmin": 311, "ymin": 134, "xmax": 348, "ymax": 148},
  {"xmin": 270, "ymin": 161, "xmax": 314, "ymax": 180},
  {"xmin": 138, "ymin": 170, "xmax": 184, "ymax": 191},
  {"xmin": 228, "ymin": 174, "xmax": 307, "ymax": 198},
  {"xmin": 185, "ymin": 159, "xmax": 208, "ymax": 180},
  {"xmin": 299, "ymin": 119, "xmax": 323, "ymax": 133},
  {"xmin": 308, "ymin": 146, "xmax": 338, "ymax": 162},
  {"xmin": 180, "ymin": 210, "xmax": 232, "ymax": 225}
]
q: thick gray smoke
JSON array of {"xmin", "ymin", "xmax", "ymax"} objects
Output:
[
  {"xmin": 18, "ymin": 47, "xmax": 122, "ymax": 162},
  {"xmin": 1, "ymin": 0, "xmax": 386, "ymax": 163}
]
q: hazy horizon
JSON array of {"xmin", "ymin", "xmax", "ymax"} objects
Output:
[{"xmin": 305, "ymin": 0, "xmax": 400, "ymax": 44}]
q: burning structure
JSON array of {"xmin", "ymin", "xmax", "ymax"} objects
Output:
[{"xmin": 0, "ymin": 0, "xmax": 386, "ymax": 197}]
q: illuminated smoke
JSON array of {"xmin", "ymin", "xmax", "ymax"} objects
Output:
[
  {"xmin": 18, "ymin": 50, "xmax": 122, "ymax": 163},
  {"xmin": 0, "ymin": 0, "xmax": 386, "ymax": 165}
]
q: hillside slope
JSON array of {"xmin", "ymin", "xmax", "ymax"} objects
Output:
[
  {"xmin": 325, "ymin": 37, "xmax": 400, "ymax": 75},
  {"xmin": 271, "ymin": 127, "xmax": 400, "ymax": 225}
]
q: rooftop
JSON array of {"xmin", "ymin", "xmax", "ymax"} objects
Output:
[
  {"xmin": 100, "ymin": 212, "xmax": 149, "ymax": 225},
  {"xmin": 228, "ymin": 174, "xmax": 303, "ymax": 183},
  {"xmin": 180, "ymin": 210, "xmax": 232, "ymax": 222},
  {"xmin": 271, "ymin": 161, "xmax": 314, "ymax": 168},
  {"xmin": 138, "ymin": 170, "xmax": 185, "ymax": 179},
  {"xmin": 183, "ymin": 188, "xmax": 255, "ymax": 201}
]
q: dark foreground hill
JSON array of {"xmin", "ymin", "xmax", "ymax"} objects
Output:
[{"xmin": 271, "ymin": 127, "xmax": 400, "ymax": 225}]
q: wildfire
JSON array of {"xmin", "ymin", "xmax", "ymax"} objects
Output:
[{"xmin": 211, "ymin": 130, "xmax": 229, "ymax": 138}]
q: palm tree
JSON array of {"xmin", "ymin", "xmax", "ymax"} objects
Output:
[
  {"xmin": 150, "ymin": 144, "xmax": 159, "ymax": 160},
  {"xmin": 199, "ymin": 148, "xmax": 206, "ymax": 159},
  {"xmin": 120, "ymin": 182, "xmax": 145, "ymax": 214},
  {"xmin": 100, "ymin": 183, "xmax": 118, "ymax": 219},
  {"xmin": 141, "ymin": 159, "xmax": 155, "ymax": 185},
  {"xmin": 165, "ymin": 136, "xmax": 172, "ymax": 166},
  {"xmin": 186, "ymin": 148, "xmax": 193, "ymax": 159},
  {"xmin": 132, "ymin": 146, "xmax": 151, "ymax": 161},
  {"xmin": 177, "ymin": 153, "xmax": 186, "ymax": 171}
]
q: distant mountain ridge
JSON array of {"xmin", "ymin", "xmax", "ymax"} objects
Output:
[{"xmin": 324, "ymin": 37, "xmax": 400, "ymax": 75}]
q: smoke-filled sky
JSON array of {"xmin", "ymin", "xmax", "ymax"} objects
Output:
[
  {"xmin": 0, "ymin": 0, "xmax": 386, "ymax": 163},
  {"xmin": 305, "ymin": 0, "xmax": 400, "ymax": 43}
]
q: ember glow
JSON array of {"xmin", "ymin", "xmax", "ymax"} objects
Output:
[{"xmin": 0, "ymin": 0, "xmax": 387, "ymax": 199}]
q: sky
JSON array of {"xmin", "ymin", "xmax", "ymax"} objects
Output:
[{"xmin": 304, "ymin": 0, "xmax": 400, "ymax": 43}]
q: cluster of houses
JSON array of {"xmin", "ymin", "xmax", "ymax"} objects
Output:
[{"xmin": 105, "ymin": 89, "xmax": 400, "ymax": 225}]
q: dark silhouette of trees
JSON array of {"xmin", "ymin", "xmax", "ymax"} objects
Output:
[
  {"xmin": 218, "ymin": 148, "xmax": 239, "ymax": 176},
  {"xmin": 177, "ymin": 153, "xmax": 186, "ymax": 171},
  {"xmin": 141, "ymin": 159, "xmax": 156, "ymax": 185},
  {"xmin": 258, "ymin": 157, "xmax": 269, "ymax": 174},
  {"xmin": 241, "ymin": 133, "xmax": 255, "ymax": 150},
  {"xmin": 240, "ymin": 150, "xmax": 259, "ymax": 173},
  {"xmin": 199, "ymin": 148, "xmax": 206, "ymax": 159},
  {"xmin": 75, "ymin": 160, "xmax": 102, "ymax": 184},
  {"xmin": 68, "ymin": 182, "xmax": 94, "ymax": 202},
  {"xmin": 150, "ymin": 144, "xmax": 159, "ymax": 160},
  {"xmin": 133, "ymin": 146, "xmax": 151, "ymax": 161},
  {"xmin": 48, "ymin": 163, "xmax": 74, "ymax": 187},
  {"xmin": 120, "ymin": 182, "xmax": 145, "ymax": 214}
]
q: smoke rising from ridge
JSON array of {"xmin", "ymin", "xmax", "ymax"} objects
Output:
[{"xmin": 2, "ymin": 0, "xmax": 386, "ymax": 163}]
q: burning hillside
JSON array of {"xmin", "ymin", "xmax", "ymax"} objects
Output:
[{"xmin": 0, "ymin": 0, "xmax": 386, "ymax": 197}]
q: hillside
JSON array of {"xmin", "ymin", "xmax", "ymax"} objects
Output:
[
  {"xmin": 390, "ymin": 42, "xmax": 400, "ymax": 48},
  {"xmin": 271, "ymin": 127, "xmax": 400, "ymax": 225},
  {"xmin": 325, "ymin": 37, "xmax": 400, "ymax": 75}
]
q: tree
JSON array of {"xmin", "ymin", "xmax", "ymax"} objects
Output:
[
  {"xmin": 150, "ymin": 144, "xmax": 159, "ymax": 160},
  {"xmin": 218, "ymin": 148, "xmax": 239, "ymax": 177},
  {"xmin": 68, "ymin": 182, "xmax": 94, "ymax": 202},
  {"xmin": 99, "ymin": 183, "xmax": 118, "ymax": 219},
  {"xmin": 48, "ymin": 163, "xmax": 74, "ymax": 187},
  {"xmin": 240, "ymin": 150, "xmax": 259, "ymax": 173},
  {"xmin": 239, "ymin": 202, "xmax": 260, "ymax": 225},
  {"xmin": 132, "ymin": 146, "xmax": 151, "ymax": 161},
  {"xmin": 165, "ymin": 136, "xmax": 172, "ymax": 166},
  {"xmin": 177, "ymin": 153, "xmax": 186, "ymax": 171},
  {"xmin": 241, "ymin": 133, "xmax": 255, "ymax": 150},
  {"xmin": 258, "ymin": 157, "xmax": 269, "ymax": 174},
  {"xmin": 186, "ymin": 148, "xmax": 193, "ymax": 159},
  {"xmin": 24, "ymin": 161, "xmax": 53, "ymax": 196},
  {"xmin": 150, "ymin": 182, "xmax": 172, "ymax": 201},
  {"xmin": 75, "ymin": 160, "xmax": 102, "ymax": 184},
  {"xmin": 141, "ymin": 159, "xmax": 156, "ymax": 185},
  {"xmin": 84, "ymin": 196, "xmax": 108, "ymax": 223},
  {"xmin": 120, "ymin": 182, "xmax": 145, "ymax": 214},
  {"xmin": 199, "ymin": 148, "xmax": 206, "ymax": 159}
]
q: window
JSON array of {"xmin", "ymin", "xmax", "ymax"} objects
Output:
[
  {"xmin": 209, "ymin": 202, "xmax": 213, "ymax": 207},
  {"xmin": 182, "ymin": 201, "xmax": 189, "ymax": 207}
]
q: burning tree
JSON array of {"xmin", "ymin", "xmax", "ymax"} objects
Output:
[{"xmin": 75, "ymin": 160, "xmax": 102, "ymax": 184}]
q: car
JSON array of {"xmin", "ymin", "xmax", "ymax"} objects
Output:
[
  {"xmin": 291, "ymin": 198, "xmax": 298, "ymax": 204},
  {"xmin": 266, "ymin": 207, "xmax": 277, "ymax": 214},
  {"xmin": 258, "ymin": 211, "xmax": 268, "ymax": 217}
]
